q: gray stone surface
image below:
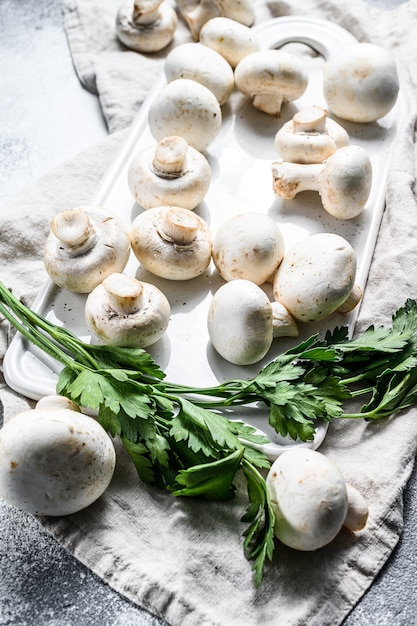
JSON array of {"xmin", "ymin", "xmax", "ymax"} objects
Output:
[{"xmin": 0, "ymin": 0, "xmax": 416, "ymax": 624}]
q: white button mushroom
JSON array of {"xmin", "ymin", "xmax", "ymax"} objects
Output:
[
  {"xmin": 85, "ymin": 272, "xmax": 171, "ymax": 348},
  {"xmin": 0, "ymin": 395, "xmax": 116, "ymax": 516},
  {"xmin": 148, "ymin": 78, "xmax": 222, "ymax": 152},
  {"xmin": 129, "ymin": 205, "xmax": 212, "ymax": 280},
  {"xmin": 176, "ymin": 0, "xmax": 255, "ymax": 40},
  {"xmin": 323, "ymin": 42, "xmax": 400, "ymax": 123},
  {"xmin": 199, "ymin": 17, "xmax": 260, "ymax": 68},
  {"xmin": 43, "ymin": 206, "xmax": 131, "ymax": 294},
  {"xmin": 207, "ymin": 279, "xmax": 298, "ymax": 366},
  {"xmin": 116, "ymin": 0, "xmax": 177, "ymax": 53},
  {"xmin": 234, "ymin": 49, "xmax": 309, "ymax": 117},
  {"xmin": 274, "ymin": 105, "xmax": 350, "ymax": 164},
  {"xmin": 164, "ymin": 42, "xmax": 234, "ymax": 105},
  {"xmin": 272, "ymin": 145, "xmax": 372, "ymax": 219},
  {"xmin": 266, "ymin": 448, "xmax": 368, "ymax": 551},
  {"xmin": 273, "ymin": 232, "xmax": 360, "ymax": 323},
  {"xmin": 212, "ymin": 212, "xmax": 285, "ymax": 285},
  {"xmin": 127, "ymin": 135, "xmax": 211, "ymax": 211}
]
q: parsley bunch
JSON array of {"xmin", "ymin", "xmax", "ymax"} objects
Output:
[{"xmin": 2, "ymin": 280, "xmax": 417, "ymax": 586}]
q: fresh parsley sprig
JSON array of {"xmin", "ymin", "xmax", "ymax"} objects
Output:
[{"xmin": 2, "ymin": 280, "xmax": 417, "ymax": 586}]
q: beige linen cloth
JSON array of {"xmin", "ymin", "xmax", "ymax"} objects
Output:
[{"xmin": 1, "ymin": 0, "xmax": 417, "ymax": 624}]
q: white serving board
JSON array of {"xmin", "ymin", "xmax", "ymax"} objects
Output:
[{"xmin": 3, "ymin": 17, "xmax": 409, "ymax": 458}]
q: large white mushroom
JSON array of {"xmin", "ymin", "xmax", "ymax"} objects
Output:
[
  {"xmin": 128, "ymin": 135, "xmax": 211, "ymax": 210},
  {"xmin": 116, "ymin": 0, "xmax": 177, "ymax": 53},
  {"xmin": 130, "ymin": 205, "xmax": 212, "ymax": 280},
  {"xmin": 273, "ymin": 232, "xmax": 362, "ymax": 323},
  {"xmin": 176, "ymin": 0, "xmax": 255, "ymax": 40},
  {"xmin": 266, "ymin": 448, "xmax": 369, "ymax": 551},
  {"xmin": 212, "ymin": 212, "xmax": 285, "ymax": 285},
  {"xmin": 148, "ymin": 78, "xmax": 222, "ymax": 152},
  {"xmin": 43, "ymin": 206, "xmax": 131, "ymax": 294},
  {"xmin": 199, "ymin": 16, "xmax": 260, "ymax": 68},
  {"xmin": 323, "ymin": 42, "xmax": 400, "ymax": 123},
  {"xmin": 234, "ymin": 49, "xmax": 309, "ymax": 116},
  {"xmin": 0, "ymin": 396, "xmax": 116, "ymax": 516},
  {"xmin": 85, "ymin": 273, "xmax": 171, "ymax": 348},
  {"xmin": 272, "ymin": 145, "xmax": 372, "ymax": 219},
  {"xmin": 274, "ymin": 105, "xmax": 350, "ymax": 164},
  {"xmin": 164, "ymin": 42, "xmax": 234, "ymax": 105},
  {"xmin": 207, "ymin": 279, "xmax": 298, "ymax": 366}
]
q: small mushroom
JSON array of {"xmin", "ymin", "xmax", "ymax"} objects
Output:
[
  {"xmin": 199, "ymin": 17, "xmax": 260, "ymax": 68},
  {"xmin": 128, "ymin": 136, "xmax": 211, "ymax": 210},
  {"xmin": 130, "ymin": 205, "xmax": 212, "ymax": 280},
  {"xmin": 164, "ymin": 42, "xmax": 234, "ymax": 105},
  {"xmin": 275, "ymin": 105, "xmax": 350, "ymax": 164},
  {"xmin": 207, "ymin": 279, "xmax": 298, "ymax": 366},
  {"xmin": 0, "ymin": 395, "xmax": 116, "ymax": 516},
  {"xmin": 85, "ymin": 273, "xmax": 171, "ymax": 347},
  {"xmin": 176, "ymin": 0, "xmax": 255, "ymax": 40},
  {"xmin": 266, "ymin": 448, "xmax": 368, "ymax": 551},
  {"xmin": 212, "ymin": 212, "xmax": 285, "ymax": 285},
  {"xmin": 234, "ymin": 49, "xmax": 309, "ymax": 116},
  {"xmin": 43, "ymin": 206, "xmax": 131, "ymax": 294},
  {"xmin": 272, "ymin": 145, "xmax": 372, "ymax": 219},
  {"xmin": 116, "ymin": 0, "xmax": 177, "ymax": 53},
  {"xmin": 148, "ymin": 78, "xmax": 222, "ymax": 152},
  {"xmin": 273, "ymin": 232, "xmax": 361, "ymax": 323},
  {"xmin": 323, "ymin": 42, "xmax": 400, "ymax": 123}
]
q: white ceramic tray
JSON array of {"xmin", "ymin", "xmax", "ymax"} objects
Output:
[{"xmin": 3, "ymin": 17, "xmax": 409, "ymax": 459}]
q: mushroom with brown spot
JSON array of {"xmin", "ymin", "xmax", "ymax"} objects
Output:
[
  {"xmin": 199, "ymin": 16, "xmax": 260, "ymax": 68},
  {"xmin": 212, "ymin": 212, "xmax": 285, "ymax": 286}
]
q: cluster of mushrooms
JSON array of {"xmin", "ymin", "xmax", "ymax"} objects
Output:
[{"xmin": 3, "ymin": 9, "xmax": 400, "ymax": 545}]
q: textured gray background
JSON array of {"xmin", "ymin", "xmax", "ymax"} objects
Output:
[{"xmin": 0, "ymin": 0, "xmax": 415, "ymax": 624}]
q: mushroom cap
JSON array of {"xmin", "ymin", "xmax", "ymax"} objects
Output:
[
  {"xmin": 266, "ymin": 448, "xmax": 348, "ymax": 551},
  {"xmin": 129, "ymin": 206, "xmax": 212, "ymax": 280},
  {"xmin": 199, "ymin": 17, "xmax": 260, "ymax": 68},
  {"xmin": 85, "ymin": 273, "xmax": 171, "ymax": 348},
  {"xmin": 0, "ymin": 404, "xmax": 116, "ymax": 516},
  {"xmin": 323, "ymin": 43, "xmax": 400, "ymax": 123},
  {"xmin": 116, "ymin": 0, "xmax": 178, "ymax": 53},
  {"xmin": 164, "ymin": 42, "xmax": 234, "ymax": 105},
  {"xmin": 319, "ymin": 145, "xmax": 372, "ymax": 219},
  {"xmin": 43, "ymin": 206, "xmax": 131, "ymax": 294},
  {"xmin": 148, "ymin": 78, "xmax": 222, "ymax": 152},
  {"xmin": 128, "ymin": 136, "xmax": 211, "ymax": 210},
  {"xmin": 273, "ymin": 233, "xmax": 357, "ymax": 322},
  {"xmin": 234, "ymin": 49, "xmax": 308, "ymax": 115},
  {"xmin": 275, "ymin": 105, "xmax": 350, "ymax": 164},
  {"xmin": 212, "ymin": 212, "xmax": 285, "ymax": 285},
  {"xmin": 207, "ymin": 279, "xmax": 273, "ymax": 365}
]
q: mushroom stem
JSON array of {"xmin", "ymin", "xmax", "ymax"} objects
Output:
[
  {"xmin": 293, "ymin": 106, "xmax": 327, "ymax": 133},
  {"xmin": 272, "ymin": 161, "xmax": 322, "ymax": 199},
  {"xmin": 132, "ymin": 0, "xmax": 162, "ymax": 24},
  {"xmin": 152, "ymin": 136, "xmax": 188, "ymax": 178},
  {"xmin": 102, "ymin": 273, "xmax": 144, "ymax": 316},
  {"xmin": 158, "ymin": 207, "xmax": 200, "ymax": 245},
  {"xmin": 337, "ymin": 284, "xmax": 363, "ymax": 314},
  {"xmin": 253, "ymin": 93, "xmax": 284, "ymax": 117},
  {"xmin": 343, "ymin": 483, "xmax": 369, "ymax": 531},
  {"xmin": 271, "ymin": 301, "xmax": 299, "ymax": 338},
  {"xmin": 50, "ymin": 207, "xmax": 97, "ymax": 256}
]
